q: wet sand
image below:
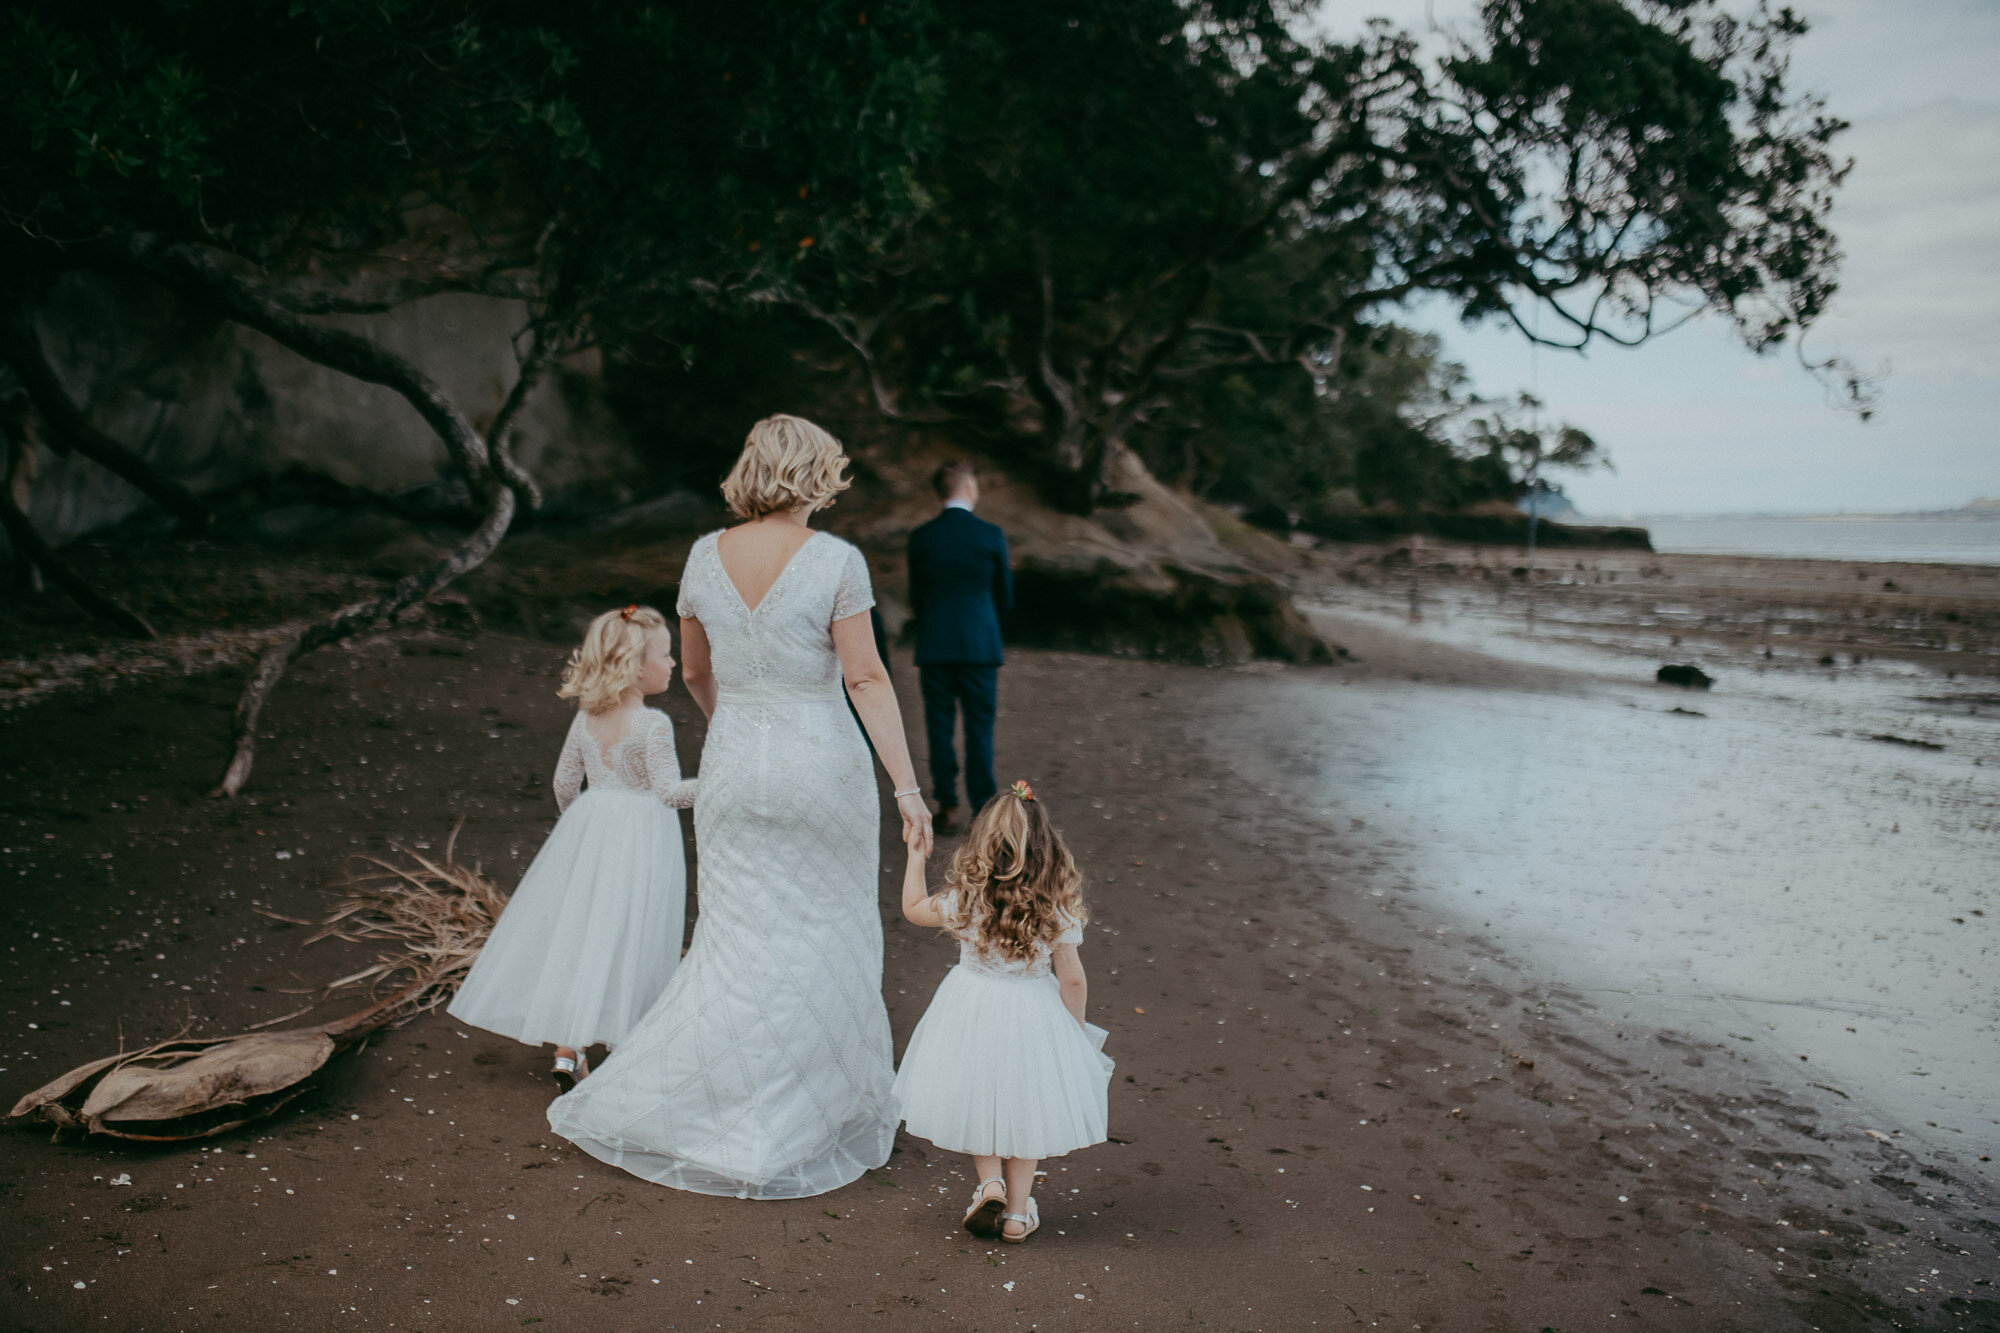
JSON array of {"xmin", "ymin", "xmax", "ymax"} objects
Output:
[{"xmin": 4, "ymin": 570, "xmax": 1999, "ymax": 1328}]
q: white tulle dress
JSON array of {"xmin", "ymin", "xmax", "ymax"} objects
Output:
[
  {"xmin": 547, "ymin": 529, "xmax": 899, "ymax": 1199},
  {"xmin": 447, "ymin": 707, "xmax": 696, "ymax": 1050},
  {"xmin": 893, "ymin": 894, "xmax": 1114, "ymax": 1160}
]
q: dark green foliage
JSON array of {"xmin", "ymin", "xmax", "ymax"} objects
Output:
[{"xmin": 0, "ymin": 0, "xmax": 1859, "ymax": 517}]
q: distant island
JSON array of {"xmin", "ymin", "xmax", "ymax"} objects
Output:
[{"xmin": 1604, "ymin": 498, "xmax": 2000, "ymax": 522}]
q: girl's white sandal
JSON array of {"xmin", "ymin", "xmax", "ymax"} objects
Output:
[
  {"xmin": 963, "ymin": 1177, "xmax": 1007, "ymax": 1238},
  {"xmin": 999, "ymin": 1197, "xmax": 1039, "ymax": 1243}
]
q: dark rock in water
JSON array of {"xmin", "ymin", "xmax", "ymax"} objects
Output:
[
  {"xmin": 1667, "ymin": 707, "xmax": 1707, "ymax": 717},
  {"xmin": 1869, "ymin": 734, "xmax": 1945, "ymax": 751},
  {"xmin": 1818, "ymin": 654, "xmax": 1838, "ymax": 666},
  {"xmin": 1656, "ymin": 664, "xmax": 1713, "ymax": 689}
]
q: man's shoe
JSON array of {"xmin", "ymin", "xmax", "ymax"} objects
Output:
[{"xmin": 935, "ymin": 805, "xmax": 959, "ymax": 836}]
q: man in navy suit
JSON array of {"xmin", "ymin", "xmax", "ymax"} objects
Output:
[{"xmin": 907, "ymin": 461, "xmax": 1012, "ymax": 834}]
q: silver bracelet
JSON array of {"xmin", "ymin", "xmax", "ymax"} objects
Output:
[{"xmin": 892, "ymin": 786, "xmax": 922, "ymax": 799}]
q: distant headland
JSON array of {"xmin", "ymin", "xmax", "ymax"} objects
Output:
[{"xmin": 1613, "ymin": 498, "xmax": 2000, "ymax": 523}]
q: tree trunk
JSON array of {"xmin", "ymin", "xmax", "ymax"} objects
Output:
[
  {"xmin": 0, "ymin": 428, "xmax": 156, "ymax": 638},
  {"xmin": 0, "ymin": 303, "xmax": 211, "ymax": 530}
]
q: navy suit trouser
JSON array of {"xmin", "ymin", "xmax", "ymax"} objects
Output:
[{"xmin": 920, "ymin": 663, "xmax": 998, "ymax": 813}]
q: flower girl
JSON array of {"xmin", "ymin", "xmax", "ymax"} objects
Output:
[
  {"xmin": 893, "ymin": 781, "xmax": 1112, "ymax": 1242},
  {"xmin": 449, "ymin": 605, "xmax": 698, "ymax": 1090}
]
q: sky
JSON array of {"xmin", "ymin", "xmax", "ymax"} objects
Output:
[{"xmin": 1322, "ymin": 1, "xmax": 2000, "ymax": 516}]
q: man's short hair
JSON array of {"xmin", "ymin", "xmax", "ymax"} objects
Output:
[{"xmin": 932, "ymin": 460, "xmax": 977, "ymax": 500}]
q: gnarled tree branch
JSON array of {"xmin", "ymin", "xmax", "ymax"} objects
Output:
[
  {"xmin": 207, "ymin": 328, "xmax": 558, "ymax": 798},
  {"xmin": 81, "ymin": 234, "xmax": 560, "ymax": 796},
  {"xmin": 0, "ymin": 302, "xmax": 211, "ymax": 530},
  {"xmin": 0, "ymin": 426, "xmax": 156, "ymax": 638}
]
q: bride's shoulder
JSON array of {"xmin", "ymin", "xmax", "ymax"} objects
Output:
[
  {"xmin": 812, "ymin": 530, "xmax": 870, "ymax": 569},
  {"xmin": 679, "ymin": 530, "xmax": 726, "ymax": 572}
]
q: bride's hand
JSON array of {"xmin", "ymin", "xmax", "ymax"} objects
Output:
[{"xmin": 897, "ymin": 791, "xmax": 933, "ymax": 859}]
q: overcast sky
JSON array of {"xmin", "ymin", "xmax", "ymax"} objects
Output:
[{"xmin": 1323, "ymin": 1, "xmax": 2000, "ymax": 516}]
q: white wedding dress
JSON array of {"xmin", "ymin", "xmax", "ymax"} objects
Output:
[{"xmin": 547, "ymin": 529, "xmax": 898, "ymax": 1198}]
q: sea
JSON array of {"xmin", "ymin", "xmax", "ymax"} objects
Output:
[{"xmin": 1629, "ymin": 513, "xmax": 2000, "ymax": 565}]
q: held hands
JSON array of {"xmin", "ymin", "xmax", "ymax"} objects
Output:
[{"xmin": 896, "ymin": 790, "xmax": 934, "ymax": 860}]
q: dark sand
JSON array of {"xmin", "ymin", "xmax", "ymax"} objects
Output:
[{"xmin": 4, "ymin": 564, "xmax": 1998, "ymax": 1330}]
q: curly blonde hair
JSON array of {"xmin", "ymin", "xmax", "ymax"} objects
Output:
[
  {"xmin": 943, "ymin": 786, "xmax": 1087, "ymax": 963},
  {"xmin": 558, "ymin": 605, "xmax": 667, "ymax": 713},
  {"xmin": 719, "ymin": 414, "xmax": 853, "ymax": 519}
]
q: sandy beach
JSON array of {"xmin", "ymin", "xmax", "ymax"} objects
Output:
[{"xmin": 3, "ymin": 545, "xmax": 1997, "ymax": 1331}]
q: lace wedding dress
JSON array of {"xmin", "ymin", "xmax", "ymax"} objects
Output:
[
  {"xmin": 547, "ymin": 530, "xmax": 898, "ymax": 1198},
  {"xmin": 448, "ymin": 708, "xmax": 696, "ymax": 1049}
]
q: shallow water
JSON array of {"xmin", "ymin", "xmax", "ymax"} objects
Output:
[
  {"xmin": 1253, "ymin": 606, "xmax": 1999, "ymax": 1163},
  {"xmin": 1639, "ymin": 515, "xmax": 2000, "ymax": 566}
]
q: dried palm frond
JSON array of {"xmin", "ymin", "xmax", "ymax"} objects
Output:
[
  {"xmin": 304, "ymin": 818, "xmax": 508, "ymax": 1022},
  {"xmin": 8, "ymin": 822, "xmax": 509, "ymax": 1143},
  {"xmin": 6, "ymin": 982, "xmax": 422, "ymax": 1141}
]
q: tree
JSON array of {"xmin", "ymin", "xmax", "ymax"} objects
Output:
[
  {"xmin": 761, "ymin": 0, "xmax": 1863, "ymax": 508},
  {"xmin": 0, "ymin": 0, "xmax": 945, "ymax": 793},
  {"xmin": 1463, "ymin": 391, "xmax": 1605, "ymax": 554}
]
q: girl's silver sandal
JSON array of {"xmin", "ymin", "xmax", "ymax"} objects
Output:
[
  {"xmin": 963, "ymin": 1177, "xmax": 1007, "ymax": 1238},
  {"xmin": 999, "ymin": 1197, "xmax": 1039, "ymax": 1243},
  {"xmin": 551, "ymin": 1052, "xmax": 589, "ymax": 1094}
]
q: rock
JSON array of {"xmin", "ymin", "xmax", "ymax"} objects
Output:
[
  {"xmin": 849, "ymin": 441, "xmax": 1332, "ymax": 667},
  {"xmin": 1656, "ymin": 664, "xmax": 1713, "ymax": 689},
  {"xmin": 22, "ymin": 271, "xmax": 642, "ymax": 547},
  {"xmin": 1007, "ymin": 556, "xmax": 1330, "ymax": 666}
]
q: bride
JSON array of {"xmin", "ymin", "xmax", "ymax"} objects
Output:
[{"xmin": 547, "ymin": 414, "xmax": 933, "ymax": 1199}]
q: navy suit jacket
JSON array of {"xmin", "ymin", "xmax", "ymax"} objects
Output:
[{"xmin": 907, "ymin": 507, "xmax": 1012, "ymax": 666}]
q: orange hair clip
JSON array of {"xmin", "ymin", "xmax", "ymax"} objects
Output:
[
  {"xmin": 1010, "ymin": 779, "xmax": 1034, "ymax": 801},
  {"xmin": 620, "ymin": 604, "xmax": 638, "ymax": 621}
]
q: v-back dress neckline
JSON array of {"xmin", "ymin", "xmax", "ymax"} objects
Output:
[{"xmin": 714, "ymin": 528, "xmax": 823, "ymax": 615}]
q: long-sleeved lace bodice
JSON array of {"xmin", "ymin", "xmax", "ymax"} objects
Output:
[{"xmin": 552, "ymin": 707, "xmax": 698, "ymax": 813}]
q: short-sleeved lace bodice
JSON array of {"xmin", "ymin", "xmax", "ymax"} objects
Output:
[
  {"xmin": 549, "ymin": 525, "xmax": 896, "ymax": 1200},
  {"xmin": 938, "ymin": 891, "xmax": 1084, "ymax": 980},
  {"xmin": 552, "ymin": 708, "xmax": 698, "ymax": 812}
]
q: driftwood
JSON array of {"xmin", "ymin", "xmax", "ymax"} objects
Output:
[{"xmin": 6, "ymin": 828, "xmax": 505, "ymax": 1143}]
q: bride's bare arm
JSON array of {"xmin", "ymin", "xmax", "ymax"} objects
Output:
[
  {"xmin": 680, "ymin": 616, "xmax": 717, "ymax": 719},
  {"xmin": 832, "ymin": 611, "xmax": 933, "ymax": 858}
]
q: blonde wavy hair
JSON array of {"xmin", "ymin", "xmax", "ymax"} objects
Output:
[
  {"xmin": 719, "ymin": 414, "xmax": 852, "ymax": 519},
  {"xmin": 943, "ymin": 784, "xmax": 1088, "ymax": 963},
  {"xmin": 558, "ymin": 605, "xmax": 667, "ymax": 713}
]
